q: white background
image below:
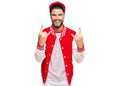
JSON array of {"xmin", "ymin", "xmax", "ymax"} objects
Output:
[{"xmin": 0, "ymin": 0, "xmax": 120, "ymax": 86}]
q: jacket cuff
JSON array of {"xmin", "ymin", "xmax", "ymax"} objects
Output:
[
  {"xmin": 37, "ymin": 43, "xmax": 44, "ymax": 50},
  {"xmin": 77, "ymin": 46, "xmax": 85, "ymax": 52}
]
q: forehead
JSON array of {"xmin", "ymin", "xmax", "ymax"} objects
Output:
[{"xmin": 51, "ymin": 8, "xmax": 64, "ymax": 14}]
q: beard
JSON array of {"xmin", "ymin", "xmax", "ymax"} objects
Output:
[{"xmin": 52, "ymin": 20, "xmax": 64, "ymax": 29}]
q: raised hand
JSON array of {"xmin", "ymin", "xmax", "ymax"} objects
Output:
[
  {"xmin": 38, "ymin": 25, "xmax": 51, "ymax": 46},
  {"xmin": 71, "ymin": 27, "xmax": 84, "ymax": 49}
]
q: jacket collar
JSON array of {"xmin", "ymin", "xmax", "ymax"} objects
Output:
[{"xmin": 50, "ymin": 25, "xmax": 66, "ymax": 37}]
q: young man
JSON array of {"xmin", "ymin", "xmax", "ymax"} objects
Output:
[{"xmin": 34, "ymin": 1, "xmax": 85, "ymax": 86}]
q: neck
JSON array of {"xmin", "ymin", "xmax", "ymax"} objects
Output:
[{"xmin": 52, "ymin": 25, "xmax": 64, "ymax": 32}]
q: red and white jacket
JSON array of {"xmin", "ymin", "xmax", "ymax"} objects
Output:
[{"xmin": 35, "ymin": 25, "xmax": 85, "ymax": 86}]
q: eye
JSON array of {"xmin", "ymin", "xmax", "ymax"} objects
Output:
[
  {"xmin": 58, "ymin": 14, "xmax": 63, "ymax": 16},
  {"xmin": 51, "ymin": 14, "xmax": 56, "ymax": 16}
]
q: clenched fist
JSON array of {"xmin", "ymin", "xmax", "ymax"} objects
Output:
[
  {"xmin": 38, "ymin": 25, "xmax": 51, "ymax": 46},
  {"xmin": 71, "ymin": 27, "xmax": 84, "ymax": 49}
]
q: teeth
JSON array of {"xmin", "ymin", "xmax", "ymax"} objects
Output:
[
  {"xmin": 55, "ymin": 20, "xmax": 60, "ymax": 22},
  {"xmin": 55, "ymin": 22, "xmax": 59, "ymax": 23}
]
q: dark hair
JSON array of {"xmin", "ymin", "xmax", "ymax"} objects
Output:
[{"xmin": 50, "ymin": 4, "xmax": 65, "ymax": 13}]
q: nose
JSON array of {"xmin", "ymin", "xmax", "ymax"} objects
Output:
[{"xmin": 56, "ymin": 15, "xmax": 59, "ymax": 20}]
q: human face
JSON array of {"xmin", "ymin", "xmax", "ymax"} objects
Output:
[{"xmin": 50, "ymin": 9, "xmax": 65, "ymax": 29}]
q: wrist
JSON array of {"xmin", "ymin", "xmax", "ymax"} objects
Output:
[
  {"xmin": 39, "ymin": 42, "xmax": 44, "ymax": 46},
  {"xmin": 77, "ymin": 45, "xmax": 85, "ymax": 52},
  {"xmin": 37, "ymin": 42, "xmax": 44, "ymax": 50}
]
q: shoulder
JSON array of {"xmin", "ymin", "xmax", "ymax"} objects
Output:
[
  {"xmin": 43, "ymin": 27, "xmax": 50, "ymax": 33},
  {"xmin": 65, "ymin": 27, "xmax": 76, "ymax": 35}
]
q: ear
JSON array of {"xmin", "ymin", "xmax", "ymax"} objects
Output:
[
  {"xmin": 50, "ymin": 13, "xmax": 52, "ymax": 19},
  {"xmin": 62, "ymin": 13, "xmax": 65, "ymax": 19}
]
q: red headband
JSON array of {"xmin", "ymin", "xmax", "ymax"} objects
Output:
[{"xmin": 49, "ymin": 1, "xmax": 65, "ymax": 12}]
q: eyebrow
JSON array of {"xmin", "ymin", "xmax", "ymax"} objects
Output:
[{"xmin": 51, "ymin": 13, "xmax": 63, "ymax": 16}]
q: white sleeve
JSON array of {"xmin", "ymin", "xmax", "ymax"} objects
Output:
[
  {"xmin": 34, "ymin": 47, "xmax": 45, "ymax": 63},
  {"xmin": 72, "ymin": 40, "xmax": 85, "ymax": 63}
]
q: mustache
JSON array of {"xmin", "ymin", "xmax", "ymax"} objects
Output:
[
  {"xmin": 53, "ymin": 20, "xmax": 62, "ymax": 22},
  {"xmin": 52, "ymin": 21, "xmax": 64, "ymax": 29}
]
